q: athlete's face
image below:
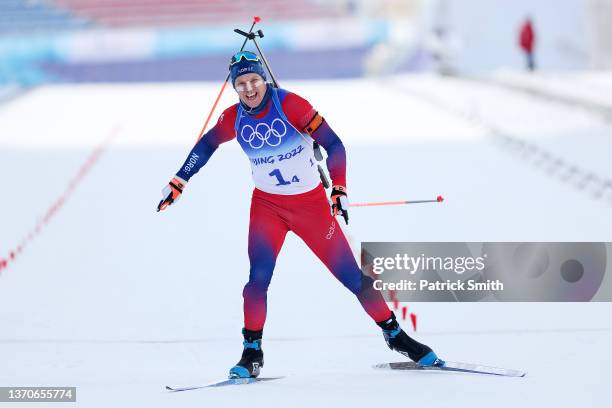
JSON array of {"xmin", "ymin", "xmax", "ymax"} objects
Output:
[{"xmin": 234, "ymin": 73, "xmax": 267, "ymax": 109}]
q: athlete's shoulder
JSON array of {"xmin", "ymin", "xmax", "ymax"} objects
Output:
[
  {"xmin": 276, "ymin": 88, "xmax": 315, "ymax": 130},
  {"xmin": 208, "ymin": 103, "xmax": 239, "ymax": 142},
  {"xmin": 218, "ymin": 103, "xmax": 239, "ymax": 125},
  {"xmin": 276, "ymin": 88, "xmax": 312, "ymax": 109},
  {"xmin": 275, "ymin": 87, "xmax": 290, "ymax": 101}
]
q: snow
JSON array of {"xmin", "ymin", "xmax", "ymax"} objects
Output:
[{"xmin": 1, "ymin": 73, "xmax": 612, "ymax": 407}]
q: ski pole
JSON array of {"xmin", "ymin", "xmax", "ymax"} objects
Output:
[
  {"xmin": 195, "ymin": 16, "xmax": 261, "ymax": 144},
  {"xmin": 350, "ymin": 196, "xmax": 444, "ymax": 208}
]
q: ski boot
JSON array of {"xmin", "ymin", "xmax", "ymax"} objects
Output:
[
  {"xmin": 377, "ymin": 312, "xmax": 445, "ymax": 367},
  {"xmin": 229, "ymin": 328, "xmax": 264, "ymax": 379}
]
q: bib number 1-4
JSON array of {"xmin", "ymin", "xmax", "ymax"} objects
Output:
[{"xmin": 269, "ymin": 169, "xmax": 300, "ymax": 186}]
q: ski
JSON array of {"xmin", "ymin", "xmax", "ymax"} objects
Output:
[
  {"xmin": 374, "ymin": 361, "xmax": 526, "ymax": 377},
  {"xmin": 166, "ymin": 376, "xmax": 285, "ymax": 392}
]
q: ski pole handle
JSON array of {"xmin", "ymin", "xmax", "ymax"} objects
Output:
[{"xmin": 233, "ymin": 28, "xmax": 264, "ymax": 40}]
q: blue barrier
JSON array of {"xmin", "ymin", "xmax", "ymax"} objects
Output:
[{"xmin": 0, "ymin": 20, "xmax": 391, "ymax": 85}]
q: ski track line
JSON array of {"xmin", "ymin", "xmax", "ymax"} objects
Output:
[
  {"xmin": 0, "ymin": 125, "xmax": 122, "ymax": 274},
  {"xmin": 382, "ymin": 78, "xmax": 612, "ymax": 207},
  {"xmin": 467, "ymin": 75, "xmax": 612, "ymax": 125}
]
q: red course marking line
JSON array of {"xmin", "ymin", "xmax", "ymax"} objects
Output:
[{"xmin": 0, "ymin": 126, "xmax": 121, "ymax": 275}]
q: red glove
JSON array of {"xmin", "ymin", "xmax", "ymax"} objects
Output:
[
  {"xmin": 157, "ymin": 177, "xmax": 186, "ymax": 212},
  {"xmin": 330, "ymin": 185, "xmax": 349, "ymax": 224}
]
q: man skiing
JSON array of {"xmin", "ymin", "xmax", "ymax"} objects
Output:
[{"xmin": 157, "ymin": 51, "xmax": 443, "ymax": 378}]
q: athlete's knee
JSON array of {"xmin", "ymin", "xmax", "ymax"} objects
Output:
[
  {"xmin": 336, "ymin": 266, "xmax": 367, "ymax": 295},
  {"xmin": 244, "ymin": 264, "xmax": 274, "ymax": 294},
  {"xmin": 357, "ymin": 274, "xmax": 376, "ymax": 295}
]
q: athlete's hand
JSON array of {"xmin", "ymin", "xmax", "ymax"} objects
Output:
[
  {"xmin": 157, "ymin": 176, "xmax": 186, "ymax": 212},
  {"xmin": 330, "ymin": 185, "xmax": 349, "ymax": 225}
]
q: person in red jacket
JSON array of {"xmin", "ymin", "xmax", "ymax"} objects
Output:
[{"xmin": 519, "ymin": 18, "xmax": 536, "ymax": 71}]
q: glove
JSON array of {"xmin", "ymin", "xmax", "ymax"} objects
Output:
[
  {"xmin": 330, "ymin": 185, "xmax": 349, "ymax": 225},
  {"xmin": 157, "ymin": 176, "xmax": 186, "ymax": 212}
]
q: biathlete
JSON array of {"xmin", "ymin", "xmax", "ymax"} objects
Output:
[{"xmin": 157, "ymin": 51, "xmax": 443, "ymax": 378}]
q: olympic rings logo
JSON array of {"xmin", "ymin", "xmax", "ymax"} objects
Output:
[{"xmin": 240, "ymin": 118, "xmax": 287, "ymax": 149}]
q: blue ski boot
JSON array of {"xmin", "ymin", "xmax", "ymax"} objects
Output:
[
  {"xmin": 377, "ymin": 312, "xmax": 445, "ymax": 367},
  {"xmin": 229, "ymin": 328, "xmax": 264, "ymax": 379}
]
